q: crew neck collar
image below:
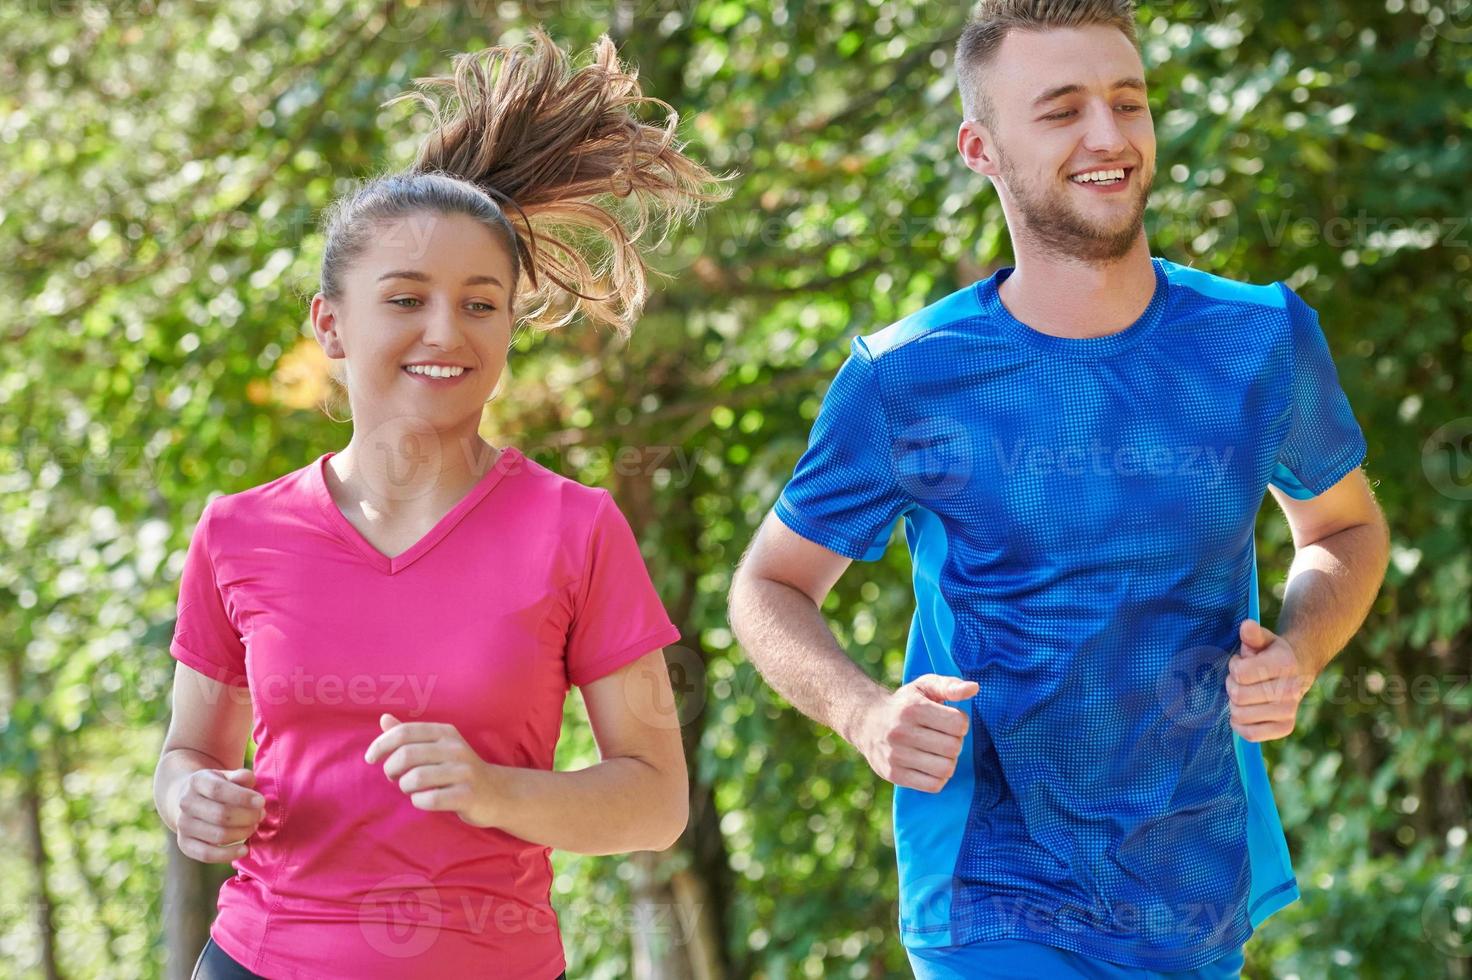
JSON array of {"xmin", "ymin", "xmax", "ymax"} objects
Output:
[{"xmin": 977, "ymin": 256, "xmax": 1169, "ymax": 359}]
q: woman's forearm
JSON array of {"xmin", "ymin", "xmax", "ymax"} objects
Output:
[{"xmin": 479, "ymin": 755, "xmax": 687, "ymax": 856}]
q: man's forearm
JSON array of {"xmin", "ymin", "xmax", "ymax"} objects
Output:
[
  {"xmin": 728, "ymin": 573, "xmax": 888, "ymax": 745},
  {"xmin": 1275, "ymin": 521, "xmax": 1390, "ymax": 676}
]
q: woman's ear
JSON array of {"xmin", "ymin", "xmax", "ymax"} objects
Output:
[{"xmin": 310, "ymin": 293, "xmax": 347, "ymax": 359}]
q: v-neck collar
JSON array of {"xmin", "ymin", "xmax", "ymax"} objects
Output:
[{"xmin": 312, "ymin": 445, "xmax": 522, "ymax": 576}]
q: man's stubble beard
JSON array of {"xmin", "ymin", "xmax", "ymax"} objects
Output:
[{"xmin": 998, "ymin": 145, "xmax": 1155, "ymax": 264}]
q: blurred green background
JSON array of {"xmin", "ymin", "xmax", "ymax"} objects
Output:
[{"xmin": 2, "ymin": 0, "xmax": 1468, "ymax": 977}]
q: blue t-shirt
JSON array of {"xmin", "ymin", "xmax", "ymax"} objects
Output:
[{"xmin": 773, "ymin": 256, "xmax": 1367, "ymax": 971}]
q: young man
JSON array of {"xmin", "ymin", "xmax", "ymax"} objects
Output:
[{"xmin": 728, "ymin": 2, "xmax": 1390, "ymax": 977}]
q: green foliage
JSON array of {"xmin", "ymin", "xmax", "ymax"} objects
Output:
[{"xmin": 1, "ymin": 1, "xmax": 1467, "ymax": 977}]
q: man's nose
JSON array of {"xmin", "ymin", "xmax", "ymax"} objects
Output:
[{"xmin": 1080, "ymin": 101, "xmax": 1128, "ymax": 156}]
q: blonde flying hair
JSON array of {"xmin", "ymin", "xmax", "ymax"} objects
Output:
[{"xmin": 318, "ymin": 28, "xmax": 731, "ymax": 337}]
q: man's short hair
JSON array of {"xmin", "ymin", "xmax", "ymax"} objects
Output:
[{"xmin": 956, "ymin": 0, "xmax": 1141, "ymax": 127}]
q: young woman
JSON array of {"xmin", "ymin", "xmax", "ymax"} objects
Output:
[{"xmin": 153, "ymin": 31, "xmax": 727, "ymax": 979}]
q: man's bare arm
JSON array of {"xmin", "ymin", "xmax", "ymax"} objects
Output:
[
  {"xmin": 1268, "ymin": 467, "xmax": 1391, "ymax": 674},
  {"xmin": 727, "ymin": 511, "xmax": 975, "ymax": 792},
  {"xmin": 727, "ymin": 511, "xmax": 882, "ymax": 740}
]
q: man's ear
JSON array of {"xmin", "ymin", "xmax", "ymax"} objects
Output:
[{"xmin": 958, "ymin": 119, "xmax": 1002, "ymax": 178}]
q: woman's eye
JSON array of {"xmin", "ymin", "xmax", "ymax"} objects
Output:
[{"xmin": 388, "ymin": 298, "xmax": 496, "ymax": 312}]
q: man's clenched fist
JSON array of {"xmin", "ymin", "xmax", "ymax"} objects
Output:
[{"xmin": 851, "ymin": 674, "xmax": 977, "ymax": 793}]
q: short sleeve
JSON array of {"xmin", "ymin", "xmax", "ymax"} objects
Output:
[
  {"xmin": 564, "ymin": 492, "xmax": 682, "ymax": 688},
  {"xmin": 169, "ymin": 500, "xmax": 248, "ymax": 688},
  {"xmin": 773, "ymin": 339, "xmax": 909, "ymax": 560},
  {"xmin": 1268, "ymin": 284, "xmax": 1368, "ymax": 499}
]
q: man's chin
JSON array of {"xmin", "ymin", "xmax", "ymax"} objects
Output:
[
  {"xmin": 1036, "ymin": 220, "xmax": 1144, "ymax": 261},
  {"xmin": 1069, "ymin": 203, "xmax": 1146, "ymax": 242}
]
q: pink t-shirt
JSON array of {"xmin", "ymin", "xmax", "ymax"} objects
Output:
[{"xmin": 168, "ymin": 445, "xmax": 681, "ymax": 979}]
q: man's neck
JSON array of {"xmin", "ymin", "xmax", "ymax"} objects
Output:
[{"xmin": 996, "ymin": 235, "xmax": 1157, "ymax": 340}]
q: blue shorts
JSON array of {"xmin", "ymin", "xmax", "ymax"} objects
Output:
[{"xmin": 906, "ymin": 939, "xmax": 1245, "ymax": 979}]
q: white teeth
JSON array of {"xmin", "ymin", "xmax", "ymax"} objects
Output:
[
  {"xmin": 404, "ymin": 365, "xmax": 465, "ymax": 378},
  {"xmin": 1070, "ymin": 168, "xmax": 1127, "ymax": 184}
]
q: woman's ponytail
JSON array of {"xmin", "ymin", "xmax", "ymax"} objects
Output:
[{"xmin": 334, "ymin": 28, "xmax": 732, "ymax": 335}]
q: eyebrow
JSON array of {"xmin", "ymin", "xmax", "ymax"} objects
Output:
[
  {"xmin": 376, "ymin": 269, "xmax": 505, "ymax": 288},
  {"xmin": 1031, "ymin": 76, "xmax": 1147, "ymax": 109}
]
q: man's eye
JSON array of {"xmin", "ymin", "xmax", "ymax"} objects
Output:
[{"xmin": 1044, "ymin": 105, "xmax": 1144, "ymax": 121}]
